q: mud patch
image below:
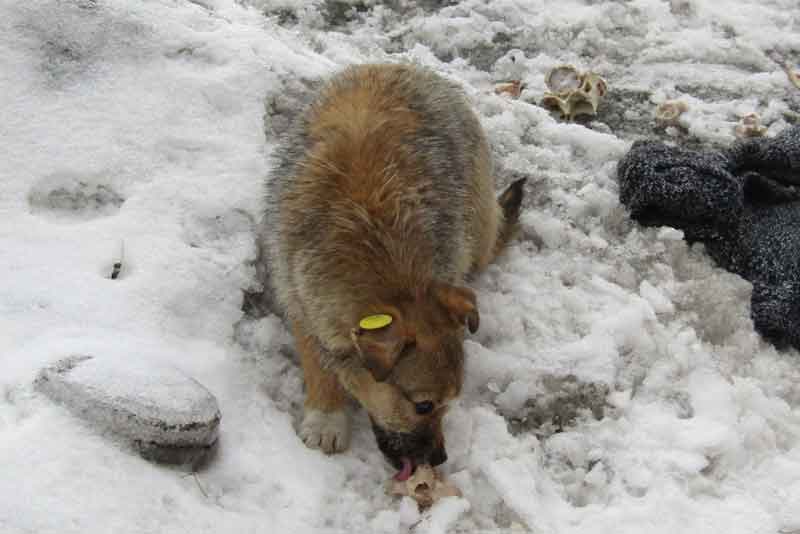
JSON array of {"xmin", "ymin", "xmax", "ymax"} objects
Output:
[{"xmin": 499, "ymin": 374, "xmax": 610, "ymax": 437}]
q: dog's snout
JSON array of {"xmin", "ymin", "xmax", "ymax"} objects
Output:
[
  {"xmin": 428, "ymin": 446, "xmax": 447, "ymax": 467},
  {"xmin": 371, "ymin": 420, "xmax": 449, "ymax": 469}
]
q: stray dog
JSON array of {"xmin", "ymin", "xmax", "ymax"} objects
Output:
[{"xmin": 259, "ymin": 63, "xmax": 525, "ymax": 479}]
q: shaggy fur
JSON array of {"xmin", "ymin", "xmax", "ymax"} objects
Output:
[{"xmin": 259, "ymin": 63, "xmax": 524, "ymax": 466}]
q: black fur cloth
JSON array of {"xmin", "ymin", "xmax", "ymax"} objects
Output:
[{"xmin": 618, "ymin": 126, "xmax": 800, "ymax": 350}]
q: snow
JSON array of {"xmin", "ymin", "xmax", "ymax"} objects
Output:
[{"xmin": 2, "ymin": 0, "xmax": 800, "ymax": 533}]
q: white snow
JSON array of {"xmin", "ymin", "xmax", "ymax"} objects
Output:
[{"xmin": 3, "ymin": 0, "xmax": 800, "ymax": 533}]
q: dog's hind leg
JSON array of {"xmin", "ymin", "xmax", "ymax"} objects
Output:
[{"xmin": 293, "ymin": 320, "xmax": 351, "ymax": 454}]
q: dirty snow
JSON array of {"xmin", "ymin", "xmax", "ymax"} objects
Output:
[{"xmin": 2, "ymin": 0, "xmax": 800, "ymax": 533}]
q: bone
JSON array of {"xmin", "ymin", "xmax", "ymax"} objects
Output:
[
  {"xmin": 655, "ymin": 100, "xmax": 689, "ymax": 126},
  {"xmin": 735, "ymin": 112, "xmax": 767, "ymax": 138},
  {"xmin": 545, "ymin": 64, "xmax": 581, "ymax": 94},
  {"xmin": 542, "ymin": 65, "xmax": 607, "ymax": 120},
  {"xmin": 494, "ymin": 80, "xmax": 524, "ymax": 99},
  {"xmin": 387, "ymin": 464, "xmax": 462, "ymax": 509}
]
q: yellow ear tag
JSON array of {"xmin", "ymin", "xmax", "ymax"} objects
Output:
[{"xmin": 359, "ymin": 314, "xmax": 393, "ymax": 330}]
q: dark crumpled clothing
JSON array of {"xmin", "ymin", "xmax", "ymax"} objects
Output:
[{"xmin": 618, "ymin": 126, "xmax": 800, "ymax": 350}]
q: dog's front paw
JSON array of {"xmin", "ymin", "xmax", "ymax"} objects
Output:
[{"xmin": 299, "ymin": 409, "xmax": 350, "ymax": 454}]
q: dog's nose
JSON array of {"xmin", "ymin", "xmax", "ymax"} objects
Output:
[{"xmin": 429, "ymin": 446, "xmax": 447, "ymax": 467}]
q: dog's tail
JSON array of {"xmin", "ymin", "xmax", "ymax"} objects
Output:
[{"xmin": 495, "ymin": 177, "xmax": 527, "ymax": 253}]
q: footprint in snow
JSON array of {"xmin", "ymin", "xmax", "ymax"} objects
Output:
[{"xmin": 28, "ymin": 172, "xmax": 125, "ymax": 221}]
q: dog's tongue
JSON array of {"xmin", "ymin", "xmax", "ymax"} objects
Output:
[{"xmin": 395, "ymin": 457, "xmax": 414, "ymax": 482}]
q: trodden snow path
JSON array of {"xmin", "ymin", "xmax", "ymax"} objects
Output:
[{"xmin": 2, "ymin": 0, "xmax": 800, "ymax": 533}]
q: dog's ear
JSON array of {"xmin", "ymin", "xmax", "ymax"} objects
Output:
[
  {"xmin": 431, "ymin": 283, "xmax": 480, "ymax": 333},
  {"xmin": 351, "ymin": 315, "xmax": 407, "ymax": 381}
]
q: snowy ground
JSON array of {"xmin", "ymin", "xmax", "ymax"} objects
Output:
[{"xmin": 3, "ymin": 0, "xmax": 800, "ymax": 532}]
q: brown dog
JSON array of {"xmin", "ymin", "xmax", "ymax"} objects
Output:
[{"xmin": 259, "ymin": 63, "xmax": 524, "ymax": 477}]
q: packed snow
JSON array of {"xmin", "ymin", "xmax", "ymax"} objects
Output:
[{"xmin": 2, "ymin": 0, "xmax": 800, "ymax": 533}]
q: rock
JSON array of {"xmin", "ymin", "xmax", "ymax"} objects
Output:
[{"xmin": 35, "ymin": 354, "xmax": 221, "ymax": 467}]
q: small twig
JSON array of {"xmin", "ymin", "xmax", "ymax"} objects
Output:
[
  {"xmin": 192, "ymin": 472, "xmax": 209, "ymax": 499},
  {"xmin": 110, "ymin": 240, "xmax": 124, "ymax": 280},
  {"xmin": 180, "ymin": 471, "xmax": 226, "ymax": 508}
]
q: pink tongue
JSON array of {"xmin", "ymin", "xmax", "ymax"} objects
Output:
[{"xmin": 395, "ymin": 457, "xmax": 414, "ymax": 481}]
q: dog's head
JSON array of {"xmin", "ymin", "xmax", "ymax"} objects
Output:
[{"xmin": 341, "ymin": 282, "xmax": 477, "ymax": 477}]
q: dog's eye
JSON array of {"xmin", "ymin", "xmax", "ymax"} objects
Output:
[{"xmin": 414, "ymin": 401, "xmax": 434, "ymax": 415}]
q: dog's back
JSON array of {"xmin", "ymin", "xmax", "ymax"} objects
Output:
[{"xmin": 262, "ymin": 63, "xmax": 502, "ymax": 358}]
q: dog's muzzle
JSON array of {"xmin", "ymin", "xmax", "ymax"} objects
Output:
[{"xmin": 370, "ymin": 420, "xmax": 447, "ymax": 474}]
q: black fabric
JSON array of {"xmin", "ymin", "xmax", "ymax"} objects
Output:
[{"xmin": 618, "ymin": 126, "xmax": 800, "ymax": 350}]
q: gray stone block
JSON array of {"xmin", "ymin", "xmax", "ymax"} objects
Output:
[{"xmin": 35, "ymin": 354, "xmax": 221, "ymax": 467}]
